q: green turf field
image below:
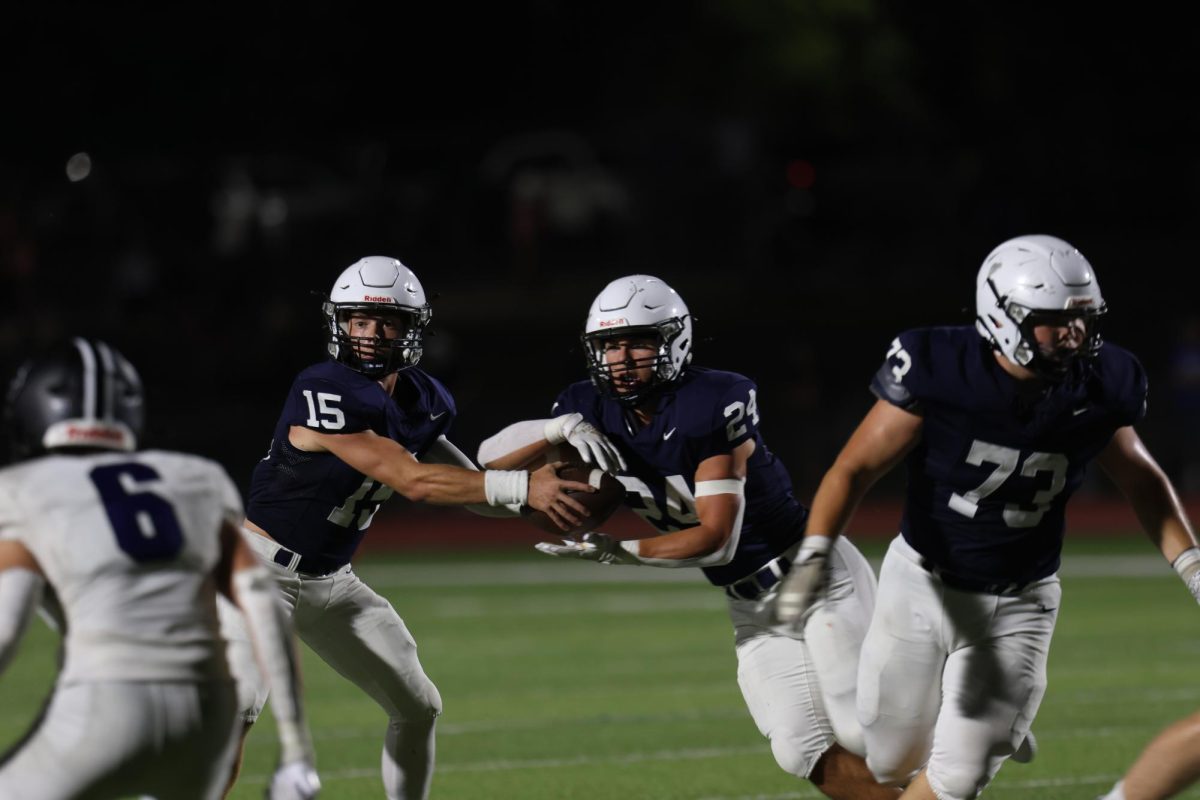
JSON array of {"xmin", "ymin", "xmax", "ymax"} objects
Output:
[{"xmin": 3, "ymin": 536, "xmax": 1199, "ymax": 799}]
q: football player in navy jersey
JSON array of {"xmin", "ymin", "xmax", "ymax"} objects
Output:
[
  {"xmin": 221, "ymin": 256, "xmax": 596, "ymax": 800},
  {"xmin": 773, "ymin": 235, "xmax": 1200, "ymax": 800},
  {"xmin": 477, "ymin": 275, "xmax": 899, "ymax": 800}
]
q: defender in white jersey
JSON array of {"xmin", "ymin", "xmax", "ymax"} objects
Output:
[{"xmin": 0, "ymin": 338, "xmax": 320, "ymax": 800}]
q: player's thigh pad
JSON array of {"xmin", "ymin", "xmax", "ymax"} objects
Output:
[
  {"xmin": 730, "ymin": 599, "xmax": 835, "ymax": 778},
  {"xmin": 856, "ymin": 536, "xmax": 948, "ymax": 785},
  {"xmin": 295, "ymin": 569, "xmax": 442, "ymax": 720},
  {"xmin": 925, "ymin": 578, "xmax": 1060, "ymax": 800},
  {"xmin": 0, "ymin": 680, "xmax": 238, "ymax": 800}
]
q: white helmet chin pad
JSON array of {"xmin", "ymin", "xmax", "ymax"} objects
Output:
[
  {"xmin": 583, "ymin": 275, "xmax": 693, "ymax": 404},
  {"xmin": 323, "ymin": 256, "xmax": 432, "ymax": 377},
  {"xmin": 974, "ymin": 234, "xmax": 1106, "ymax": 372}
]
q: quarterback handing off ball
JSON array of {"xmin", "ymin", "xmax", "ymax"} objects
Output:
[{"xmin": 523, "ymin": 463, "xmax": 625, "ymax": 537}]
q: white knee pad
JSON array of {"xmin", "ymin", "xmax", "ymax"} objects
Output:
[
  {"xmin": 927, "ymin": 763, "xmax": 987, "ymax": 800},
  {"xmin": 768, "ymin": 729, "xmax": 828, "ymax": 778}
]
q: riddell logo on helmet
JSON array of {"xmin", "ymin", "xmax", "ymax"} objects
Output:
[
  {"xmin": 65, "ymin": 425, "xmax": 124, "ymax": 443},
  {"xmin": 598, "ymin": 318, "xmax": 627, "ymax": 327},
  {"xmin": 363, "ymin": 295, "xmax": 393, "ymax": 303}
]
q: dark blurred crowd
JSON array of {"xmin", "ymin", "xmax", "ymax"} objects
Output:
[{"xmin": 3, "ymin": 2, "xmax": 1200, "ymax": 500}]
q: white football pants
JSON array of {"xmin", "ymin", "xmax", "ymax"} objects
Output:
[
  {"xmin": 224, "ymin": 531, "xmax": 443, "ymax": 800},
  {"xmin": 0, "ymin": 679, "xmax": 238, "ymax": 799},
  {"xmin": 858, "ymin": 535, "xmax": 1059, "ymax": 800},
  {"xmin": 730, "ymin": 536, "xmax": 877, "ymax": 778}
]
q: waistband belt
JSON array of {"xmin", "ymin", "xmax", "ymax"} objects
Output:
[
  {"xmin": 724, "ymin": 555, "xmax": 793, "ymax": 601},
  {"xmin": 920, "ymin": 558, "xmax": 1028, "ymax": 597}
]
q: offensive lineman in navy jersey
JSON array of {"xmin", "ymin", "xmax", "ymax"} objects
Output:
[
  {"xmin": 222, "ymin": 256, "xmax": 595, "ymax": 800},
  {"xmin": 773, "ymin": 235, "xmax": 1200, "ymax": 800},
  {"xmin": 478, "ymin": 275, "xmax": 899, "ymax": 800}
]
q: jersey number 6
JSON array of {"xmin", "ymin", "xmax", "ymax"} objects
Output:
[{"xmin": 89, "ymin": 463, "xmax": 185, "ymax": 562}]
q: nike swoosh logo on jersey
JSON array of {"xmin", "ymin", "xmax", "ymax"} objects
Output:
[
  {"xmin": 430, "ymin": 411, "xmax": 447, "ymax": 421},
  {"xmin": 663, "ymin": 427, "xmax": 677, "ymax": 440}
]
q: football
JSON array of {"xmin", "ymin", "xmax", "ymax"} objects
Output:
[{"xmin": 523, "ymin": 463, "xmax": 626, "ymax": 537}]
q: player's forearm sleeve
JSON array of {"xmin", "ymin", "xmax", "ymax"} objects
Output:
[
  {"xmin": 233, "ymin": 566, "xmax": 313, "ymax": 764},
  {"xmin": 0, "ymin": 568, "xmax": 43, "ymax": 673},
  {"xmin": 476, "ymin": 419, "xmax": 556, "ymax": 465}
]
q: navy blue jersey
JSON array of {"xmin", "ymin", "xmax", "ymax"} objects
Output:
[
  {"xmin": 247, "ymin": 361, "xmax": 456, "ymax": 572},
  {"xmin": 872, "ymin": 326, "xmax": 1147, "ymax": 586},
  {"xmin": 552, "ymin": 367, "xmax": 807, "ymax": 586}
]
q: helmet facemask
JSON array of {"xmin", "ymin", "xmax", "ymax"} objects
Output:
[
  {"xmin": 984, "ymin": 277, "xmax": 1107, "ymax": 381},
  {"xmin": 583, "ymin": 319, "xmax": 688, "ymax": 407},
  {"xmin": 323, "ymin": 301, "xmax": 432, "ymax": 379}
]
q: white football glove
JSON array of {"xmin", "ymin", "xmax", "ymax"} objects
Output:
[
  {"xmin": 267, "ymin": 760, "xmax": 321, "ymax": 800},
  {"xmin": 544, "ymin": 413, "xmax": 627, "ymax": 474},
  {"xmin": 535, "ymin": 532, "xmax": 639, "ymax": 565},
  {"xmin": 771, "ymin": 535, "xmax": 833, "ymax": 626},
  {"xmin": 1173, "ymin": 547, "xmax": 1200, "ymax": 605}
]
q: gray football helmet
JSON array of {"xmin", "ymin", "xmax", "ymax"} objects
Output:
[{"xmin": 4, "ymin": 338, "xmax": 144, "ymax": 460}]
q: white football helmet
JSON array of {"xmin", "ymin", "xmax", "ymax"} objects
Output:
[
  {"xmin": 975, "ymin": 234, "xmax": 1106, "ymax": 378},
  {"xmin": 323, "ymin": 256, "xmax": 432, "ymax": 377},
  {"xmin": 582, "ymin": 275, "xmax": 693, "ymax": 405}
]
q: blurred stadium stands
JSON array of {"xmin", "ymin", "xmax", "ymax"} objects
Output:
[{"xmin": 3, "ymin": 2, "xmax": 1199, "ymax": 511}]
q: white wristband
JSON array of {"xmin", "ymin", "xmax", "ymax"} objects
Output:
[
  {"xmin": 484, "ymin": 470, "xmax": 529, "ymax": 507},
  {"xmin": 798, "ymin": 534, "xmax": 833, "ymax": 558},
  {"xmin": 1173, "ymin": 548, "xmax": 1200, "ymax": 602},
  {"xmin": 543, "ymin": 414, "xmax": 574, "ymax": 445}
]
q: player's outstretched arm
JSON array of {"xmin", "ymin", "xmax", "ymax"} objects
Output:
[
  {"xmin": 216, "ymin": 522, "xmax": 320, "ymax": 799},
  {"xmin": 774, "ymin": 399, "xmax": 922, "ymax": 625},
  {"xmin": 0, "ymin": 542, "xmax": 45, "ymax": 675},
  {"xmin": 478, "ymin": 414, "xmax": 626, "ymax": 473},
  {"xmin": 291, "ymin": 426, "xmax": 594, "ymax": 529},
  {"xmin": 422, "ymin": 436, "xmax": 521, "ymax": 518},
  {"xmin": 1097, "ymin": 426, "xmax": 1200, "ymax": 601}
]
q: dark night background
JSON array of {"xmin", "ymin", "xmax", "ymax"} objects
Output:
[{"xmin": 4, "ymin": 2, "xmax": 1200, "ymax": 509}]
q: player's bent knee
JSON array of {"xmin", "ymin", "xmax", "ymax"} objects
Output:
[
  {"xmin": 768, "ymin": 729, "xmax": 827, "ymax": 778},
  {"xmin": 865, "ymin": 749, "xmax": 921, "ymax": 787},
  {"xmin": 927, "ymin": 763, "xmax": 987, "ymax": 800}
]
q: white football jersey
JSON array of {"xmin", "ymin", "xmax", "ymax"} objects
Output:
[{"xmin": 0, "ymin": 449, "xmax": 243, "ymax": 683}]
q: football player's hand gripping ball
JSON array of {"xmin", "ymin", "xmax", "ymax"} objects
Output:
[
  {"xmin": 535, "ymin": 532, "xmax": 638, "ymax": 565},
  {"xmin": 771, "ymin": 535, "xmax": 833, "ymax": 626},
  {"xmin": 545, "ymin": 413, "xmax": 627, "ymax": 474}
]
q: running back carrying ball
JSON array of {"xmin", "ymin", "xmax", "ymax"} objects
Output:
[{"xmin": 523, "ymin": 463, "xmax": 625, "ymax": 536}]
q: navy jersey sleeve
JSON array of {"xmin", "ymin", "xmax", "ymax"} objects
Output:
[
  {"xmin": 550, "ymin": 383, "xmax": 592, "ymax": 417},
  {"xmin": 284, "ymin": 374, "xmax": 380, "ymax": 435},
  {"xmin": 423, "ymin": 371, "xmax": 459, "ymax": 440},
  {"xmin": 691, "ymin": 377, "xmax": 760, "ymax": 462},
  {"xmin": 870, "ymin": 330, "xmax": 932, "ymax": 412},
  {"xmin": 1105, "ymin": 346, "xmax": 1149, "ymax": 427}
]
